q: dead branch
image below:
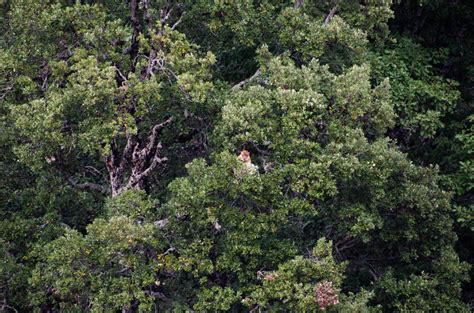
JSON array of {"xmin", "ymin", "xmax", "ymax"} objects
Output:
[
  {"xmin": 145, "ymin": 117, "xmax": 173, "ymax": 153},
  {"xmin": 143, "ymin": 290, "xmax": 169, "ymax": 302},
  {"xmin": 142, "ymin": 0, "xmax": 154, "ymax": 30},
  {"xmin": 170, "ymin": 12, "xmax": 185, "ymax": 31},
  {"xmin": 106, "ymin": 117, "xmax": 173, "ymax": 196},
  {"xmin": 159, "ymin": 8, "xmax": 173, "ymax": 27},
  {"xmin": 294, "ymin": 0, "xmax": 304, "ymax": 9},
  {"xmin": 154, "ymin": 218, "xmax": 169, "ymax": 228},
  {"xmin": 67, "ymin": 178, "xmax": 109, "ymax": 194},
  {"xmin": 231, "ymin": 69, "xmax": 262, "ymax": 91},
  {"xmin": 323, "ymin": 5, "xmax": 339, "ymax": 26},
  {"xmin": 129, "ymin": 0, "xmax": 140, "ymax": 71}
]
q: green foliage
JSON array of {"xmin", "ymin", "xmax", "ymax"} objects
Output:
[
  {"xmin": 30, "ymin": 214, "xmax": 164, "ymax": 311},
  {"xmin": 152, "ymin": 51, "xmax": 466, "ymax": 310},
  {"xmin": 370, "ymin": 37, "xmax": 460, "ymax": 151},
  {"xmin": 377, "ymin": 248, "xmax": 470, "ymax": 312},
  {"xmin": 243, "ymin": 239, "xmax": 346, "ymax": 311},
  {"xmin": 0, "ymin": 239, "xmax": 29, "ymax": 312},
  {"xmin": 163, "ymin": 157, "xmax": 374, "ymax": 310},
  {"xmin": 104, "ymin": 189, "xmax": 156, "ymax": 220},
  {"xmin": 452, "ymin": 114, "xmax": 474, "ymax": 197},
  {"xmin": 217, "ymin": 56, "xmax": 394, "ymax": 153},
  {"xmin": 0, "ymin": 0, "xmax": 472, "ymax": 311},
  {"xmin": 9, "ymin": 6, "xmax": 214, "ymax": 167},
  {"xmin": 277, "ymin": 9, "xmax": 368, "ymax": 69}
]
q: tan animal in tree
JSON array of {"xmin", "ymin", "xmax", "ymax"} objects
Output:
[
  {"xmin": 237, "ymin": 150, "xmax": 258, "ymax": 175},
  {"xmin": 237, "ymin": 150, "xmax": 251, "ymax": 165}
]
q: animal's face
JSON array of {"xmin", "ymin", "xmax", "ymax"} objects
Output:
[{"xmin": 238, "ymin": 150, "xmax": 251, "ymax": 163}]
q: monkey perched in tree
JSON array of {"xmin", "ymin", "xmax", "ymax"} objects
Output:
[
  {"xmin": 237, "ymin": 149, "xmax": 251, "ymax": 165},
  {"xmin": 236, "ymin": 150, "xmax": 258, "ymax": 175}
]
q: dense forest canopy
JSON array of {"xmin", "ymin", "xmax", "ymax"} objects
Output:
[{"xmin": 0, "ymin": 0, "xmax": 472, "ymax": 311}]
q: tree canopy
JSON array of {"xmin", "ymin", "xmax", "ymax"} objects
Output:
[{"xmin": 0, "ymin": 0, "xmax": 472, "ymax": 312}]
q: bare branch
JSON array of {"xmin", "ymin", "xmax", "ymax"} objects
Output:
[
  {"xmin": 129, "ymin": 0, "xmax": 140, "ymax": 71},
  {"xmin": 142, "ymin": 0, "xmax": 154, "ymax": 30},
  {"xmin": 323, "ymin": 5, "xmax": 339, "ymax": 26},
  {"xmin": 118, "ymin": 131, "xmax": 138, "ymax": 176},
  {"xmin": 146, "ymin": 116, "xmax": 173, "ymax": 152},
  {"xmin": 160, "ymin": 8, "xmax": 173, "ymax": 27},
  {"xmin": 364, "ymin": 261, "xmax": 381, "ymax": 281},
  {"xmin": 142, "ymin": 49, "xmax": 158, "ymax": 81},
  {"xmin": 84, "ymin": 165, "xmax": 102, "ymax": 177},
  {"xmin": 231, "ymin": 69, "xmax": 262, "ymax": 91},
  {"xmin": 294, "ymin": 0, "xmax": 304, "ymax": 9},
  {"xmin": 170, "ymin": 12, "xmax": 185, "ymax": 31},
  {"xmin": 0, "ymin": 85, "xmax": 13, "ymax": 101},
  {"xmin": 334, "ymin": 236, "xmax": 359, "ymax": 258},
  {"xmin": 154, "ymin": 218, "xmax": 169, "ymax": 229},
  {"xmin": 105, "ymin": 147, "xmax": 123, "ymax": 197},
  {"xmin": 163, "ymin": 68, "xmax": 192, "ymax": 100},
  {"xmin": 110, "ymin": 117, "xmax": 174, "ymax": 194},
  {"xmin": 114, "ymin": 66, "xmax": 128, "ymax": 83},
  {"xmin": 0, "ymin": 303, "xmax": 18, "ymax": 313},
  {"xmin": 143, "ymin": 290, "xmax": 169, "ymax": 302},
  {"xmin": 126, "ymin": 144, "xmax": 167, "ymax": 189},
  {"xmin": 68, "ymin": 178, "xmax": 109, "ymax": 194}
]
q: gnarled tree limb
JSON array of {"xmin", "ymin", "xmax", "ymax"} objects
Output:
[{"xmin": 106, "ymin": 117, "xmax": 173, "ymax": 197}]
